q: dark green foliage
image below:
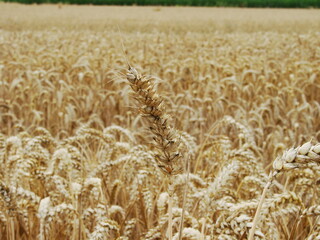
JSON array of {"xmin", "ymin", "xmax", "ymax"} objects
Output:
[{"xmin": 2, "ymin": 0, "xmax": 320, "ymax": 8}]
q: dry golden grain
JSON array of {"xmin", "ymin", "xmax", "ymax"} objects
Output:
[{"xmin": 0, "ymin": 4, "xmax": 319, "ymax": 240}]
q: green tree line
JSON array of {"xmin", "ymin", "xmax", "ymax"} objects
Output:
[{"xmin": 3, "ymin": 0, "xmax": 320, "ymax": 7}]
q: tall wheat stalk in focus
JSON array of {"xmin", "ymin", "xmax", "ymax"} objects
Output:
[{"xmin": 126, "ymin": 66, "xmax": 186, "ymax": 239}]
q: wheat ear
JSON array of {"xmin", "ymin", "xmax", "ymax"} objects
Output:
[{"xmin": 126, "ymin": 66, "xmax": 185, "ymax": 176}]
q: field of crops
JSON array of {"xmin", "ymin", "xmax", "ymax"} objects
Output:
[{"xmin": 0, "ymin": 3, "xmax": 320, "ymax": 240}]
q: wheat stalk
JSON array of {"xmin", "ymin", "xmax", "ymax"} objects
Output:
[{"xmin": 126, "ymin": 66, "xmax": 187, "ymax": 239}]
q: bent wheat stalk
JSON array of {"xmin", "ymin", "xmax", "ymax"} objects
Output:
[{"xmin": 249, "ymin": 141, "xmax": 320, "ymax": 240}]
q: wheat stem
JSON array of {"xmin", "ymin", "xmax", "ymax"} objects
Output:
[
  {"xmin": 200, "ymin": 218, "xmax": 206, "ymax": 240},
  {"xmin": 167, "ymin": 180, "xmax": 173, "ymax": 240},
  {"xmin": 248, "ymin": 172, "xmax": 272, "ymax": 240},
  {"xmin": 9, "ymin": 217, "xmax": 15, "ymax": 240},
  {"xmin": 178, "ymin": 153, "xmax": 190, "ymax": 240}
]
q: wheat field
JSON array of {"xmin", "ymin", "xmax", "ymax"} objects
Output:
[{"xmin": 0, "ymin": 3, "xmax": 320, "ymax": 240}]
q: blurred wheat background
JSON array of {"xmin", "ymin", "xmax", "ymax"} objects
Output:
[{"xmin": 0, "ymin": 3, "xmax": 320, "ymax": 240}]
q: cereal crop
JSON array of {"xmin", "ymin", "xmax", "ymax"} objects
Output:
[{"xmin": 0, "ymin": 3, "xmax": 320, "ymax": 240}]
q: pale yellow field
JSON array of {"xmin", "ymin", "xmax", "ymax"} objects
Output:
[
  {"xmin": 0, "ymin": 3, "xmax": 319, "ymax": 240},
  {"xmin": 1, "ymin": 3, "xmax": 320, "ymax": 32}
]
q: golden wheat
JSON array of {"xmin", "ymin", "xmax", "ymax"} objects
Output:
[{"xmin": 0, "ymin": 3, "xmax": 319, "ymax": 240}]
